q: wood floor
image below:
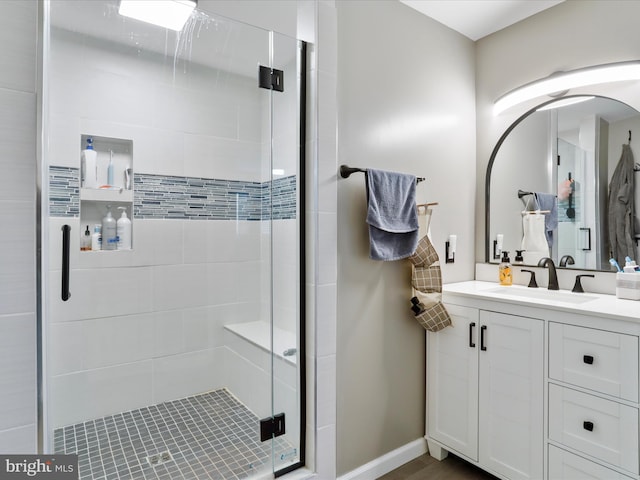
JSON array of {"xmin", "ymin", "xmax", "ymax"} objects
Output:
[{"xmin": 379, "ymin": 452, "xmax": 499, "ymax": 480}]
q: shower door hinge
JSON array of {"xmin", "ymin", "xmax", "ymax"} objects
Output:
[
  {"xmin": 260, "ymin": 412, "xmax": 286, "ymax": 442},
  {"xmin": 259, "ymin": 65, "xmax": 284, "ymax": 92}
]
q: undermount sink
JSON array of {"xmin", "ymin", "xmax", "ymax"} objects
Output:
[{"xmin": 486, "ymin": 287, "xmax": 597, "ymax": 304}]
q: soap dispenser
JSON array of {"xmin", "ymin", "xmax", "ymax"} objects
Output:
[
  {"xmin": 499, "ymin": 251, "xmax": 513, "ymax": 286},
  {"xmin": 514, "ymin": 249, "xmax": 525, "ymax": 264},
  {"xmin": 81, "ymin": 225, "xmax": 92, "ymax": 251},
  {"xmin": 117, "ymin": 207, "xmax": 132, "ymax": 250},
  {"xmin": 101, "ymin": 205, "xmax": 118, "ymax": 251}
]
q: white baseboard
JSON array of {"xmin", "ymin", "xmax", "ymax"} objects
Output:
[{"xmin": 337, "ymin": 438, "xmax": 428, "ymax": 480}]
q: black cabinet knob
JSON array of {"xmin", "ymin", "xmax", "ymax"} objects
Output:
[
  {"xmin": 583, "ymin": 421, "xmax": 594, "ymax": 432},
  {"xmin": 583, "ymin": 355, "xmax": 594, "ymax": 365}
]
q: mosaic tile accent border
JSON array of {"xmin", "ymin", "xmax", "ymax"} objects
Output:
[
  {"xmin": 53, "ymin": 389, "xmax": 294, "ymax": 480},
  {"xmin": 49, "ymin": 166, "xmax": 80, "ymax": 217},
  {"xmin": 269, "ymin": 175, "xmax": 297, "ymax": 220},
  {"xmin": 133, "ymin": 173, "xmax": 264, "ymax": 220},
  {"xmin": 49, "ymin": 167, "xmax": 297, "ymax": 221}
]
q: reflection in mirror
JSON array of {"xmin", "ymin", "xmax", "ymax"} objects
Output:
[{"xmin": 487, "ymin": 96, "xmax": 640, "ymax": 272}]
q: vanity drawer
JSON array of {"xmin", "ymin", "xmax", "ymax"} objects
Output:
[
  {"xmin": 549, "ymin": 445, "xmax": 634, "ymax": 480},
  {"xmin": 549, "ymin": 323, "xmax": 638, "ymax": 402},
  {"xmin": 549, "ymin": 384, "xmax": 638, "ymax": 474}
]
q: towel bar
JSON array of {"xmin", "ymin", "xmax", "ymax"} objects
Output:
[{"xmin": 339, "ymin": 165, "xmax": 425, "ymax": 183}]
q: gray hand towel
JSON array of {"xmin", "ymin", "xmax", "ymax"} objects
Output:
[
  {"xmin": 535, "ymin": 192, "xmax": 558, "ymax": 248},
  {"xmin": 366, "ymin": 168, "xmax": 419, "ymax": 261}
]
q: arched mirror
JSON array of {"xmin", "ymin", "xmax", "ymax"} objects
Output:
[{"xmin": 486, "ymin": 95, "xmax": 640, "ymax": 271}]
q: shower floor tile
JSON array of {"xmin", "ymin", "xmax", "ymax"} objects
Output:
[{"xmin": 53, "ymin": 389, "xmax": 293, "ymax": 480}]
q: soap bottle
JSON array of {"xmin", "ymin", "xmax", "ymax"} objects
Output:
[
  {"xmin": 499, "ymin": 251, "xmax": 513, "ymax": 286},
  {"xmin": 91, "ymin": 224, "xmax": 102, "ymax": 251},
  {"xmin": 81, "ymin": 225, "xmax": 92, "ymax": 251},
  {"xmin": 117, "ymin": 207, "xmax": 132, "ymax": 250},
  {"xmin": 101, "ymin": 205, "xmax": 118, "ymax": 251},
  {"xmin": 81, "ymin": 137, "xmax": 98, "ymax": 189}
]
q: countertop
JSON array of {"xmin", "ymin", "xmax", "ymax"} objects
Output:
[{"xmin": 443, "ymin": 280, "xmax": 640, "ymax": 323}]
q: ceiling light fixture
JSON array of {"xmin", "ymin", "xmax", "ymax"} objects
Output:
[
  {"xmin": 494, "ymin": 61, "xmax": 640, "ymax": 116},
  {"xmin": 118, "ymin": 0, "xmax": 197, "ymax": 31}
]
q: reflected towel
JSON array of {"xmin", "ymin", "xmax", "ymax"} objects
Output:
[
  {"xmin": 366, "ymin": 169, "xmax": 419, "ymax": 261},
  {"xmin": 535, "ymin": 192, "xmax": 558, "ymax": 248}
]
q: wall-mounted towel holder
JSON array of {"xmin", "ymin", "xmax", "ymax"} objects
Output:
[{"xmin": 339, "ymin": 165, "xmax": 425, "ymax": 183}]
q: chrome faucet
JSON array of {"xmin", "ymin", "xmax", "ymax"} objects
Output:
[
  {"xmin": 537, "ymin": 257, "xmax": 559, "ymax": 290},
  {"xmin": 559, "ymin": 255, "xmax": 575, "ymax": 267}
]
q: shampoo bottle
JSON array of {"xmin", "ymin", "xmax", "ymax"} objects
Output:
[
  {"xmin": 81, "ymin": 137, "xmax": 98, "ymax": 189},
  {"xmin": 499, "ymin": 251, "xmax": 513, "ymax": 286},
  {"xmin": 117, "ymin": 207, "xmax": 132, "ymax": 250},
  {"xmin": 101, "ymin": 205, "xmax": 117, "ymax": 251}
]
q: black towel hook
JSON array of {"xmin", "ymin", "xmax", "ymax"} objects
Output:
[{"xmin": 629, "ymin": 130, "xmax": 632, "ymax": 144}]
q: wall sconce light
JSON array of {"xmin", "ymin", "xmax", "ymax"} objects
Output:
[
  {"xmin": 119, "ymin": 0, "xmax": 197, "ymax": 31},
  {"xmin": 493, "ymin": 61, "xmax": 640, "ymax": 115}
]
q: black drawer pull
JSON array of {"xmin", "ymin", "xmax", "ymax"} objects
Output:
[
  {"xmin": 583, "ymin": 355, "xmax": 594, "ymax": 365},
  {"xmin": 480, "ymin": 325, "xmax": 487, "ymax": 351},
  {"xmin": 583, "ymin": 421, "xmax": 594, "ymax": 432},
  {"xmin": 469, "ymin": 322, "xmax": 476, "ymax": 348}
]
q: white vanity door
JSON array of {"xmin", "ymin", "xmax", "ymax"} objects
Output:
[
  {"xmin": 478, "ymin": 310, "xmax": 544, "ymax": 480},
  {"xmin": 427, "ymin": 304, "xmax": 479, "ymax": 461}
]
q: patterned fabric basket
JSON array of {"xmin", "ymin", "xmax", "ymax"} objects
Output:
[{"xmin": 408, "ymin": 235, "xmax": 451, "ymax": 332}]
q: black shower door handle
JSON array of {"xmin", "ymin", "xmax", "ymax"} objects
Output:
[{"xmin": 62, "ymin": 225, "xmax": 71, "ymax": 301}]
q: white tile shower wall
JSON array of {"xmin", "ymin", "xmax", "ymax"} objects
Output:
[
  {"xmin": 48, "ymin": 216, "xmax": 272, "ymax": 427},
  {"xmin": 0, "ymin": 0, "xmax": 37, "ymax": 453},
  {"xmin": 49, "ymin": 28, "xmax": 265, "ymax": 183}
]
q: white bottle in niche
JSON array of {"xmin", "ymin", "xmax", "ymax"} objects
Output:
[
  {"xmin": 91, "ymin": 224, "xmax": 101, "ymax": 251},
  {"xmin": 81, "ymin": 137, "xmax": 98, "ymax": 189},
  {"xmin": 117, "ymin": 207, "xmax": 132, "ymax": 250},
  {"xmin": 101, "ymin": 205, "xmax": 117, "ymax": 251}
]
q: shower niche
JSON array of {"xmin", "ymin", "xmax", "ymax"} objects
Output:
[{"xmin": 79, "ymin": 134, "xmax": 133, "ymax": 251}]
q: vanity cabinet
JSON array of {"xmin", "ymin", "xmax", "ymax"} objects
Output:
[
  {"xmin": 430, "ymin": 282, "xmax": 640, "ymax": 480},
  {"xmin": 426, "ymin": 304, "xmax": 543, "ymax": 480}
]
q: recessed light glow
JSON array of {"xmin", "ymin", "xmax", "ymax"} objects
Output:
[
  {"xmin": 119, "ymin": 0, "xmax": 197, "ymax": 31},
  {"xmin": 536, "ymin": 96, "xmax": 595, "ymax": 111},
  {"xmin": 494, "ymin": 61, "xmax": 640, "ymax": 115}
]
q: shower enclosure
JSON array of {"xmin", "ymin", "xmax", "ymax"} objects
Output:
[{"xmin": 41, "ymin": 1, "xmax": 305, "ymax": 479}]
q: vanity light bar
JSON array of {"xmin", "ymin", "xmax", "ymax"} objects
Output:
[
  {"xmin": 536, "ymin": 96, "xmax": 595, "ymax": 111},
  {"xmin": 118, "ymin": 0, "xmax": 197, "ymax": 31},
  {"xmin": 494, "ymin": 61, "xmax": 640, "ymax": 115}
]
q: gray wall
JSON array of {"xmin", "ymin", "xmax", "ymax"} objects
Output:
[
  {"xmin": 336, "ymin": 1, "xmax": 476, "ymax": 474},
  {"xmin": 0, "ymin": 0, "xmax": 38, "ymax": 453},
  {"xmin": 475, "ymin": 0, "xmax": 640, "ymax": 263}
]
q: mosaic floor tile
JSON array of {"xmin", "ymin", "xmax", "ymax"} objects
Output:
[{"xmin": 54, "ymin": 389, "xmax": 292, "ymax": 480}]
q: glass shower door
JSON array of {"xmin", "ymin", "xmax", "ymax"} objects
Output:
[
  {"xmin": 268, "ymin": 32, "xmax": 305, "ymax": 475},
  {"xmin": 43, "ymin": 2, "xmax": 304, "ymax": 478}
]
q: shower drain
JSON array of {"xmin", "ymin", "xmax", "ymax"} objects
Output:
[{"xmin": 146, "ymin": 451, "xmax": 173, "ymax": 466}]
